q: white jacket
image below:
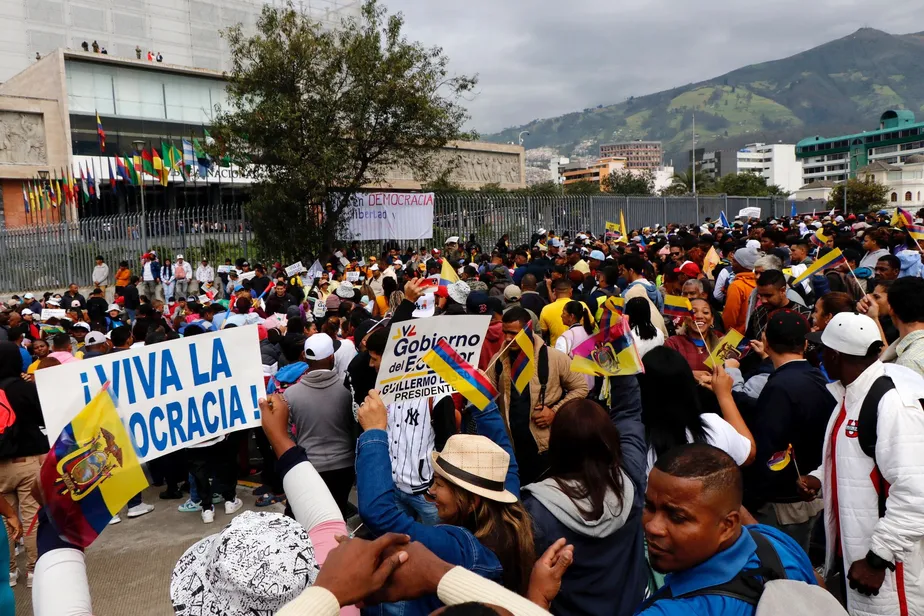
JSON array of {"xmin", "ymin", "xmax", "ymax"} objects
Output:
[
  {"xmin": 195, "ymin": 264, "xmax": 214, "ymax": 284},
  {"xmin": 810, "ymin": 361, "xmax": 924, "ymax": 616}
]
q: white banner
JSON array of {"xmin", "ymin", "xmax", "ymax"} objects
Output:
[
  {"xmin": 346, "ymin": 271, "xmax": 360, "ymax": 282},
  {"xmin": 374, "ymin": 315, "xmax": 490, "ymax": 405},
  {"xmin": 36, "ymin": 327, "xmax": 266, "ymax": 462},
  {"xmin": 284, "ymin": 261, "xmax": 304, "ymax": 277},
  {"xmin": 40, "ymin": 308, "xmax": 66, "ymax": 321},
  {"xmin": 346, "ymin": 192, "xmax": 434, "ymax": 241},
  {"xmin": 737, "ymin": 207, "xmax": 762, "ymax": 219}
]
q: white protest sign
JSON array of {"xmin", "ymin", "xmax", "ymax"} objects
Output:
[
  {"xmin": 346, "ymin": 271, "xmax": 360, "ymax": 282},
  {"xmin": 313, "ymin": 300, "xmax": 327, "ymax": 318},
  {"xmin": 285, "ymin": 261, "xmax": 304, "ymax": 277},
  {"xmin": 36, "ymin": 327, "xmax": 266, "ymax": 462},
  {"xmin": 238, "ymin": 271, "xmax": 256, "ymax": 281},
  {"xmin": 217, "ymin": 265, "xmax": 232, "ymax": 274},
  {"xmin": 737, "ymin": 207, "xmax": 762, "ymax": 219},
  {"xmin": 41, "ymin": 308, "xmax": 66, "ymax": 321},
  {"xmin": 346, "ymin": 192, "xmax": 435, "ymax": 241},
  {"xmin": 197, "ymin": 294, "xmax": 210, "ymax": 304},
  {"xmin": 412, "ymin": 293, "xmax": 435, "ymax": 318},
  {"xmin": 306, "ymin": 260, "xmax": 324, "ymax": 281},
  {"xmin": 374, "ymin": 315, "xmax": 490, "ymax": 405},
  {"xmin": 274, "ymin": 313, "xmax": 288, "ymax": 327}
]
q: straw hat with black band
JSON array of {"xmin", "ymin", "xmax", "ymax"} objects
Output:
[{"xmin": 430, "ymin": 434, "xmax": 517, "ymax": 504}]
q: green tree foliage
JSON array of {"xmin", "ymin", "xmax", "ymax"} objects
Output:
[
  {"xmin": 828, "ymin": 178, "xmax": 890, "ymax": 214},
  {"xmin": 714, "ymin": 172, "xmax": 786, "ymax": 196},
  {"xmin": 563, "ymin": 180, "xmax": 602, "ymax": 195},
  {"xmin": 211, "ymin": 0, "xmax": 476, "ymax": 260},
  {"xmin": 603, "ymin": 169, "xmax": 654, "ymax": 196},
  {"xmin": 662, "ymin": 168, "xmax": 715, "ymax": 196}
]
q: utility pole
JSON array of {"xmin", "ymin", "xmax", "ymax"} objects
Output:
[
  {"xmin": 691, "ymin": 112, "xmax": 697, "ymax": 196},
  {"xmin": 133, "ymin": 140, "xmax": 147, "ymax": 250}
]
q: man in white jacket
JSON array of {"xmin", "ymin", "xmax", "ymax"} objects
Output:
[
  {"xmin": 801, "ymin": 312, "xmax": 924, "ymax": 616},
  {"xmin": 91, "ymin": 256, "xmax": 109, "ymax": 295}
]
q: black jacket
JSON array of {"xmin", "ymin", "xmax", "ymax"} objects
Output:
[
  {"xmin": 0, "ymin": 343, "xmax": 47, "ymax": 458},
  {"xmin": 121, "ymin": 285, "xmax": 140, "ymax": 310}
]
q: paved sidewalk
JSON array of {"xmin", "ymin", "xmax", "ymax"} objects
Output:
[{"xmin": 14, "ymin": 484, "xmax": 282, "ymax": 615}]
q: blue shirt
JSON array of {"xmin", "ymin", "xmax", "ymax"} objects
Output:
[
  {"xmin": 636, "ymin": 524, "xmax": 816, "ymax": 615},
  {"xmin": 18, "ymin": 347, "xmax": 30, "ymax": 372}
]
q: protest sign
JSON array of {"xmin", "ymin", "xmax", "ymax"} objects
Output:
[
  {"xmin": 306, "ymin": 260, "xmax": 324, "ymax": 280},
  {"xmin": 284, "ymin": 261, "xmax": 304, "ymax": 277},
  {"xmin": 36, "ymin": 327, "xmax": 266, "ymax": 463},
  {"xmin": 412, "ymin": 293, "xmax": 435, "ymax": 318},
  {"xmin": 237, "ymin": 271, "xmax": 256, "ymax": 282},
  {"xmin": 217, "ymin": 265, "xmax": 232, "ymax": 274},
  {"xmin": 346, "ymin": 271, "xmax": 360, "ymax": 282},
  {"xmin": 605, "ymin": 221, "xmax": 619, "ymax": 239},
  {"xmin": 374, "ymin": 315, "xmax": 490, "ymax": 405},
  {"xmin": 737, "ymin": 207, "xmax": 762, "ymax": 219},
  {"xmin": 197, "ymin": 294, "xmax": 210, "ymax": 304},
  {"xmin": 41, "ymin": 308, "xmax": 66, "ymax": 321},
  {"xmin": 346, "ymin": 192, "xmax": 434, "ymax": 241}
]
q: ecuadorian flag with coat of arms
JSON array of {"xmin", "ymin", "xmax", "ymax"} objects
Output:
[{"xmin": 40, "ymin": 383, "xmax": 148, "ymax": 547}]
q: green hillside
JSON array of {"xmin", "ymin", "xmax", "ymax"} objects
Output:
[{"xmin": 485, "ymin": 28, "xmax": 924, "ymax": 167}]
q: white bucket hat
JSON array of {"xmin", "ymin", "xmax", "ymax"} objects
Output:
[
  {"xmin": 336, "ymin": 281, "xmax": 355, "ymax": 299},
  {"xmin": 447, "ymin": 280, "xmax": 470, "ymax": 305},
  {"xmin": 170, "ymin": 511, "xmax": 319, "ymax": 615},
  {"xmin": 431, "ymin": 434, "xmax": 516, "ymax": 503}
]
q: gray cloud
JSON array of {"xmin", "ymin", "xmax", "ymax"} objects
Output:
[{"xmin": 385, "ymin": 0, "xmax": 923, "ymax": 134}]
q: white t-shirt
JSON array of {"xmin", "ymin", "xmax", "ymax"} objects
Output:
[{"xmin": 646, "ymin": 413, "xmax": 751, "ymax": 475}]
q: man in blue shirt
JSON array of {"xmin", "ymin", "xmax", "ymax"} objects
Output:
[{"xmin": 637, "ymin": 443, "xmax": 817, "ymax": 615}]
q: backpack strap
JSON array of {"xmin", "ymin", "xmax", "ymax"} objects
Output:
[
  {"xmin": 641, "ymin": 529, "xmax": 786, "ymax": 609},
  {"xmin": 858, "ymin": 375, "xmax": 895, "ymax": 518},
  {"xmin": 537, "ymin": 345, "xmax": 549, "ymax": 407}
]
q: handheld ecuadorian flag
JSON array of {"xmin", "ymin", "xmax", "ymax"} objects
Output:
[
  {"xmin": 40, "ymin": 384, "xmax": 148, "ymax": 547},
  {"xmin": 511, "ymin": 323, "xmax": 535, "ymax": 393},
  {"xmin": 892, "ymin": 207, "xmax": 914, "ymax": 228},
  {"xmin": 908, "ymin": 224, "xmax": 924, "ymax": 242},
  {"xmin": 422, "ymin": 339, "xmax": 498, "ymax": 411},
  {"xmin": 440, "ymin": 258, "xmax": 459, "ymax": 286},
  {"xmin": 704, "ymin": 329, "xmax": 744, "ymax": 369},
  {"xmin": 571, "ymin": 314, "xmax": 642, "ymax": 377},
  {"xmin": 791, "ymin": 248, "xmax": 846, "ymax": 286},
  {"xmin": 663, "ymin": 295, "xmax": 693, "ymax": 319},
  {"xmin": 809, "ymin": 228, "xmax": 827, "ymax": 248},
  {"xmin": 768, "ymin": 444, "xmax": 794, "ymax": 472}
]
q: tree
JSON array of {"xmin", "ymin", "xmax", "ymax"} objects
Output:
[
  {"xmin": 603, "ymin": 169, "xmax": 654, "ymax": 196},
  {"xmin": 211, "ymin": 0, "xmax": 476, "ymax": 260},
  {"xmin": 563, "ymin": 180, "xmax": 602, "ymax": 195},
  {"xmin": 662, "ymin": 168, "xmax": 714, "ymax": 196},
  {"xmin": 828, "ymin": 178, "xmax": 890, "ymax": 214},
  {"xmin": 714, "ymin": 172, "xmax": 785, "ymax": 197}
]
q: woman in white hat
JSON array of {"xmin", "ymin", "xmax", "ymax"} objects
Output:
[{"xmin": 356, "ymin": 391, "xmax": 534, "ymax": 615}]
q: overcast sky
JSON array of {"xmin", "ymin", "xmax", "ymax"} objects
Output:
[{"xmin": 384, "ymin": 0, "xmax": 924, "ymax": 134}]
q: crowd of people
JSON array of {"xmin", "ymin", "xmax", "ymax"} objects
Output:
[{"xmin": 3, "ymin": 207, "xmax": 924, "ymax": 615}]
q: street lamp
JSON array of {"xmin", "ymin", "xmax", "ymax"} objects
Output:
[
  {"xmin": 132, "ymin": 139, "xmax": 147, "ymax": 250},
  {"xmin": 518, "ymin": 131, "xmax": 530, "ymax": 146}
]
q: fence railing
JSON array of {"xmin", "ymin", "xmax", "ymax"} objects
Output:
[{"xmin": 0, "ymin": 194, "xmax": 824, "ymax": 293}]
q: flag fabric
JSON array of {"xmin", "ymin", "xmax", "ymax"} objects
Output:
[
  {"xmin": 595, "ymin": 296, "xmax": 624, "ymax": 325},
  {"xmin": 53, "ymin": 176, "xmax": 62, "ymax": 208},
  {"xmin": 703, "ymin": 329, "xmax": 745, "ymax": 369},
  {"xmin": 718, "ymin": 211, "xmax": 730, "ymax": 228},
  {"xmin": 571, "ymin": 315, "xmax": 642, "ymax": 377},
  {"xmin": 28, "ymin": 182, "xmax": 37, "ymax": 213},
  {"xmin": 440, "ymin": 258, "xmax": 459, "ymax": 286},
  {"xmin": 768, "ymin": 445, "xmax": 793, "ymax": 471},
  {"xmin": 809, "ymin": 228, "xmax": 828, "ymax": 248},
  {"xmin": 791, "ymin": 248, "xmax": 846, "ymax": 286},
  {"xmin": 892, "ymin": 207, "xmax": 914, "ymax": 228},
  {"xmin": 169, "ymin": 143, "xmax": 187, "ymax": 180},
  {"xmin": 96, "ymin": 111, "xmax": 105, "ymax": 153},
  {"xmin": 192, "ymin": 137, "xmax": 210, "ymax": 178},
  {"xmin": 663, "ymin": 295, "xmax": 693, "ymax": 319},
  {"xmin": 511, "ymin": 323, "xmax": 535, "ymax": 393},
  {"xmin": 703, "ymin": 246, "xmax": 720, "ymax": 279},
  {"xmin": 152, "ymin": 147, "xmax": 168, "ymax": 186},
  {"xmin": 22, "ymin": 183, "xmax": 29, "ymax": 213},
  {"xmin": 40, "ymin": 384, "xmax": 148, "ymax": 548},
  {"xmin": 108, "ymin": 157, "xmax": 119, "ymax": 193},
  {"xmin": 141, "ymin": 148, "xmax": 155, "ymax": 178},
  {"xmin": 422, "ymin": 339, "xmax": 498, "ymax": 411},
  {"xmin": 79, "ymin": 162, "xmax": 89, "ymax": 201},
  {"xmin": 790, "ymin": 202, "xmax": 797, "ymax": 218},
  {"xmin": 88, "ymin": 161, "xmax": 98, "ymax": 198},
  {"xmin": 908, "ymin": 225, "xmax": 924, "ymax": 242},
  {"xmin": 182, "ymin": 139, "xmax": 196, "ymax": 177},
  {"xmin": 605, "ymin": 221, "xmax": 619, "ymax": 240},
  {"xmin": 618, "ymin": 211, "xmax": 628, "ymax": 243}
]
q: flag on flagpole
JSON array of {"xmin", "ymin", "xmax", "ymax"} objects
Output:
[
  {"xmin": 511, "ymin": 323, "xmax": 536, "ymax": 393},
  {"xmin": 440, "ymin": 258, "xmax": 459, "ymax": 286},
  {"xmin": 791, "ymin": 248, "xmax": 846, "ymax": 286},
  {"xmin": 21, "ymin": 182, "xmax": 29, "ymax": 214},
  {"xmin": 108, "ymin": 157, "xmax": 119, "ymax": 193},
  {"xmin": 571, "ymin": 315, "xmax": 642, "ymax": 377},
  {"xmin": 422, "ymin": 340, "xmax": 498, "ymax": 411},
  {"xmin": 618, "ymin": 211, "xmax": 628, "ymax": 243},
  {"xmin": 79, "ymin": 162, "xmax": 89, "ymax": 202},
  {"xmin": 192, "ymin": 136, "xmax": 210, "ymax": 178},
  {"xmin": 88, "ymin": 160, "xmax": 98, "ymax": 199},
  {"xmin": 907, "ymin": 224, "xmax": 924, "ymax": 242},
  {"xmin": 182, "ymin": 139, "xmax": 195, "ymax": 177},
  {"xmin": 704, "ymin": 329, "xmax": 745, "ymax": 369},
  {"xmin": 703, "ymin": 246, "xmax": 720, "ymax": 279},
  {"xmin": 40, "ymin": 384, "xmax": 148, "ymax": 548},
  {"xmin": 663, "ymin": 295, "xmax": 693, "ymax": 319},
  {"xmin": 96, "ymin": 111, "xmax": 105, "ymax": 153},
  {"xmin": 152, "ymin": 147, "xmax": 168, "ymax": 186},
  {"xmin": 141, "ymin": 148, "xmax": 155, "ymax": 178},
  {"xmin": 718, "ymin": 211, "xmax": 730, "ymax": 228},
  {"xmin": 790, "ymin": 202, "xmax": 797, "ymax": 218}
]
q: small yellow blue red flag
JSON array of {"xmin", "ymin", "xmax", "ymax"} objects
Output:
[
  {"xmin": 511, "ymin": 323, "xmax": 535, "ymax": 393},
  {"xmin": 422, "ymin": 340, "xmax": 498, "ymax": 411}
]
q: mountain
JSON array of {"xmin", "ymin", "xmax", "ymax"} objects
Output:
[{"xmin": 484, "ymin": 28, "xmax": 924, "ymax": 169}]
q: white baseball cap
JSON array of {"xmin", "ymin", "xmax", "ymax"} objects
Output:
[
  {"xmin": 24, "ymin": 293, "xmax": 33, "ymax": 300},
  {"xmin": 85, "ymin": 331, "xmax": 107, "ymax": 346},
  {"xmin": 21, "ymin": 308, "xmax": 33, "ymax": 316},
  {"xmin": 176, "ymin": 254, "xmax": 184, "ymax": 260},
  {"xmin": 806, "ymin": 312, "xmax": 883, "ymax": 357},
  {"xmin": 303, "ymin": 333, "xmax": 334, "ymax": 361},
  {"xmin": 72, "ymin": 321, "xmax": 91, "ymax": 331}
]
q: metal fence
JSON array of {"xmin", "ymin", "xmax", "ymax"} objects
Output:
[{"xmin": 0, "ymin": 194, "xmax": 825, "ymax": 293}]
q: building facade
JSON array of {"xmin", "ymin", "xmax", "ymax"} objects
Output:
[
  {"xmin": 857, "ymin": 156, "xmax": 924, "ymax": 208},
  {"xmin": 0, "ymin": 0, "xmax": 362, "ymax": 83},
  {"xmin": 701, "ymin": 143, "xmax": 801, "ymax": 194},
  {"xmin": 796, "ymin": 110, "xmax": 924, "ymax": 185},
  {"xmin": 561, "ymin": 157, "xmax": 627, "ymax": 187},
  {"xmin": 599, "ymin": 141, "xmax": 662, "ymax": 170},
  {"xmin": 0, "ymin": 50, "xmax": 524, "ymax": 227}
]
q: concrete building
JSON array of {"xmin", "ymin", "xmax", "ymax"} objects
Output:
[
  {"xmin": 857, "ymin": 155, "xmax": 924, "ymax": 208},
  {"xmin": 0, "ymin": 0, "xmax": 362, "ymax": 83},
  {"xmin": 561, "ymin": 157, "xmax": 627, "ymax": 188},
  {"xmin": 0, "ymin": 49, "xmax": 524, "ymax": 227},
  {"xmin": 599, "ymin": 141, "xmax": 662, "ymax": 170},
  {"xmin": 701, "ymin": 143, "xmax": 801, "ymax": 194},
  {"xmin": 796, "ymin": 109, "xmax": 924, "ymax": 185}
]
